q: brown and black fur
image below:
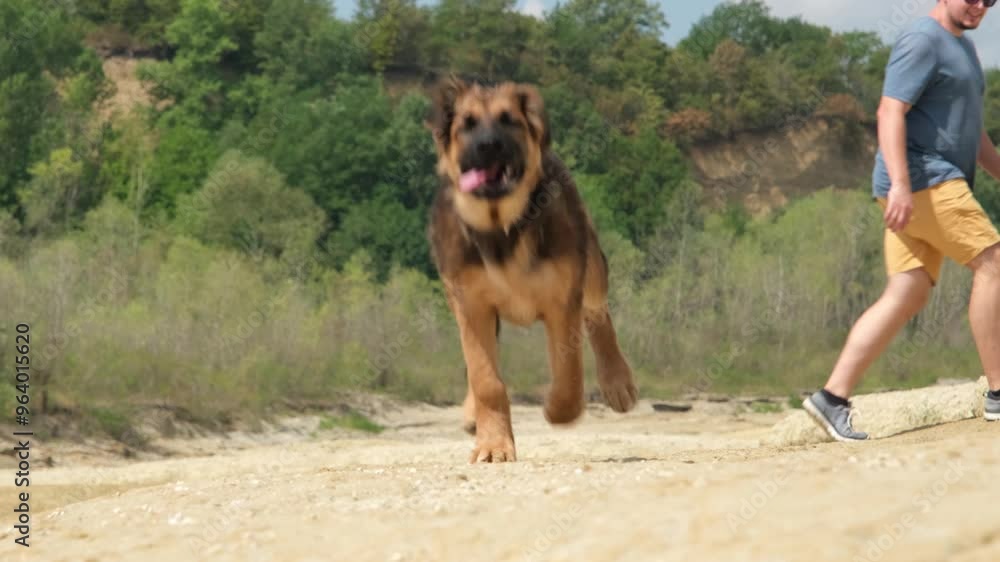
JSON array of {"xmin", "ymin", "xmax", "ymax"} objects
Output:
[{"xmin": 425, "ymin": 76, "xmax": 638, "ymax": 463}]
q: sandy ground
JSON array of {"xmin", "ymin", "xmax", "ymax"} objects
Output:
[{"xmin": 0, "ymin": 380, "xmax": 997, "ymax": 562}]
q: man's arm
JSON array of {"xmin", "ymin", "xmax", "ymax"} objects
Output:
[
  {"xmin": 978, "ymin": 129, "xmax": 1000, "ymax": 181},
  {"xmin": 876, "ymin": 29, "xmax": 937, "ymax": 231},
  {"xmin": 877, "ymin": 97, "xmax": 913, "ymax": 191},
  {"xmin": 877, "ymin": 96, "xmax": 914, "ymax": 232}
]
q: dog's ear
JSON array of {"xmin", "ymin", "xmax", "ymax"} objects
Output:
[
  {"xmin": 516, "ymin": 84, "xmax": 550, "ymax": 150},
  {"xmin": 426, "ymin": 75, "xmax": 468, "ymax": 153}
]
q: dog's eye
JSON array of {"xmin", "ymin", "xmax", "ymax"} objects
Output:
[
  {"xmin": 498, "ymin": 111, "xmax": 513, "ymax": 125},
  {"xmin": 463, "ymin": 115, "xmax": 478, "ymax": 130}
]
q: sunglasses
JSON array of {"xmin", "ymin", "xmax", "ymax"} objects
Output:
[{"xmin": 966, "ymin": 0, "xmax": 997, "ymax": 7}]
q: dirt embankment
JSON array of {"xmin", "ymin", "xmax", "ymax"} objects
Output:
[{"xmin": 687, "ymin": 117, "xmax": 878, "ymax": 215}]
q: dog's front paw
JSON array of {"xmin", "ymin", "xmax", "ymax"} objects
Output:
[
  {"xmin": 598, "ymin": 358, "xmax": 638, "ymax": 413},
  {"xmin": 469, "ymin": 413, "xmax": 516, "ymax": 463},
  {"xmin": 470, "ymin": 436, "xmax": 516, "ymax": 463},
  {"xmin": 544, "ymin": 388, "xmax": 585, "ymax": 425}
]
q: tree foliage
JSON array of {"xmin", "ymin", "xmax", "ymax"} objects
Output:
[
  {"xmin": 1, "ymin": 0, "xmax": 994, "ymax": 279},
  {"xmin": 175, "ymin": 149, "xmax": 326, "ymax": 264}
]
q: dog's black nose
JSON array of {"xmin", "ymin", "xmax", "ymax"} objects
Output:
[{"xmin": 476, "ymin": 134, "xmax": 503, "ymax": 157}]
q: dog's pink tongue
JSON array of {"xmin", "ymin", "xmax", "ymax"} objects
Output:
[{"xmin": 460, "ymin": 169, "xmax": 488, "ymax": 192}]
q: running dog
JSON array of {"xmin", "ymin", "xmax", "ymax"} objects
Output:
[{"xmin": 426, "ymin": 76, "xmax": 638, "ymax": 463}]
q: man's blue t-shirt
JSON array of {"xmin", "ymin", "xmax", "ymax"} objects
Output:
[{"xmin": 872, "ymin": 16, "xmax": 986, "ymax": 198}]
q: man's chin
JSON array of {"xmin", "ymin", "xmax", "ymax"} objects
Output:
[{"xmin": 960, "ymin": 17, "xmax": 984, "ymax": 30}]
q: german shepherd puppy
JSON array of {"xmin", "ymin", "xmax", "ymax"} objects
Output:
[{"xmin": 426, "ymin": 76, "xmax": 638, "ymax": 463}]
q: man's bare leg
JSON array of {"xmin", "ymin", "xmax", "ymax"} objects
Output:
[
  {"xmin": 804, "ymin": 268, "xmax": 933, "ymax": 441},
  {"xmin": 967, "ymin": 244, "xmax": 1000, "ymax": 394},
  {"xmin": 824, "ymin": 269, "xmax": 934, "ymax": 398}
]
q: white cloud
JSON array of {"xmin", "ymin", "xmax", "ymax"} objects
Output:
[
  {"xmin": 762, "ymin": 0, "xmax": 1000, "ymax": 68},
  {"xmin": 517, "ymin": 0, "xmax": 546, "ymax": 19}
]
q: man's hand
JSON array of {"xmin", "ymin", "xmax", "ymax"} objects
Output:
[{"xmin": 884, "ymin": 182, "xmax": 914, "ymax": 232}]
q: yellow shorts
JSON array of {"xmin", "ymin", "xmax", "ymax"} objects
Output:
[{"xmin": 877, "ymin": 178, "xmax": 1000, "ymax": 284}]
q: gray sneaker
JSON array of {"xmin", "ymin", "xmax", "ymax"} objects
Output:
[
  {"xmin": 986, "ymin": 392, "xmax": 1000, "ymax": 422},
  {"xmin": 803, "ymin": 391, "xmax": 869, "ymax": 442}
]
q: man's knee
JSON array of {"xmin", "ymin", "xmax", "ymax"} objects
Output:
[
  {"xmin": 886, "ymin": 269, "xmax": 933, "ymax": 316},
  {"xmin": 903, "ymin": 286, "xmax": 932, "ymax": 318},
  {"xmin": 969, "ymin": 243, "xmax": 1000, "ymax": 277}
]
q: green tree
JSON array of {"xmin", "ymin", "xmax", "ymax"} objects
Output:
[
  {"xmin": 679, "ymin": 0, "xmax": 781, "ymax": 59},
  {"xmin": 329, "ymin": 196, "xmax": 430, "ymax": 280},
  {"xmin": 603, "ymin": 126, "xmax": 691, "ymax": 243},
  {"xmin": 0, "ymin": 0, "xmax": 90, "ymax": 212},
  {"xmin": 545, "ymin": 0, "xmax": 669, "ymax": 86},
  {"xmin": 772, "ymin": 25, "xmax": 840, "ymax": 97},
  {"xmin": 231, "ymin": 0, "xmax": 364, "ymax": 116},
  {"xmin": 175, "ymin": 150, "xmax": 326, "ymax": 263},
  {"xmin": 258, "ymin": 76, "xmax": 394, "ymax": 225},
  {"xmin": 18, "ymin": 148, "xmax": 86, "ymax": 237},
  {"xmin": 706, "ymin": 39, "xmax": 781, "ymax": 135},
  {"xmin": 47, "ymin": 49, "xmax": 115, "ymax": 202},
  {"xmin": 357, "ymin": 0, "xmax": 407, "ymax": 74},
  {"xmin": 223, "ymin": 0, "xmax": 273, "ymax": 73},
  {"xmin": 0, "ymin": 75, "xmax": 53, "ymax": 211},
  {"xmin": 138, "ymin": 0, "xmax": 237, "ymax": 127},
  {"xmin": 97, "ymin": 113, "xmax": 156, "ymax": 210},
  {"xmin": 146, "ymin": 110, "xmax": 220, "ymax": 213},
  {"xmin": 354, "ymin": 0, "xmax": 431, "ymax": 70},
  {"xmin": 538, "ymin": 83, "xmax": 616, "ymax": 173},
  {"xmin": 829, "ymin": 31, "xmax": 886, "ymax": 102},
  {"xmin": 424, "ymin": 0, "xmax": 537, "ymax": 80},
  {"xmin": 76, "ymin": 0, "xmax": 182, "ymax": 50}
]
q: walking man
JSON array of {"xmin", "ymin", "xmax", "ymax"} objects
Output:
[{"xmin": 804, "ymin": 0, "xmax": 1000, "ymax": 441}]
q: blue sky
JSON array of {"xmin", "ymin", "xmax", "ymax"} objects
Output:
[{"xmin": 332, "ymin": 0, "xmax": 1000, "ymax": 68}]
